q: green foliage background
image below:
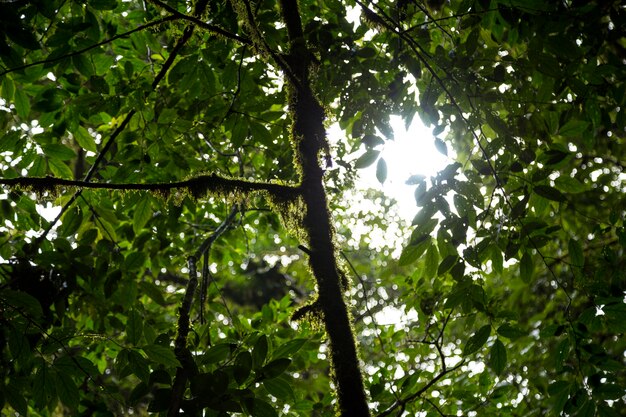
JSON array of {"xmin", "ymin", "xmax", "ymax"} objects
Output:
[{"xmin": 0, "ymin": 0, "xmax": 624, "ymax": 416}]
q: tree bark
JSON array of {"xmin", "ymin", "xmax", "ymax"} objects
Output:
[{"xmin": 278, "ymin": 1, "xmax": 371, "ymax": 416}]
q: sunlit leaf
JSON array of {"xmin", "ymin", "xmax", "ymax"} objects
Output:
[{"xmin": 463, "ymin": 325, "xmax": 491, "ymax": 356}]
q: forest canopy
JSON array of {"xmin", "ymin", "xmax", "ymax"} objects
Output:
[{"xmin": 0, "ymin": 0, "xmax": 624, "ymax": 416}]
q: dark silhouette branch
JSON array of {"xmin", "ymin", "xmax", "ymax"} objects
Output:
[
  {"xmin": 377, "ymin": 361, "xmax": 465, "ymax": 417},
  {"xmin": 146, "ymin": 0, "xmax": 251, "ymax": 45},
  {"xmin": 0, "ymin": 174, "xmax": 300, "ymax": 199}
]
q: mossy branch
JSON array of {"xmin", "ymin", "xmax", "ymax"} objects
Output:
[
  {"xmin": 0, "ymin": 175, "xmax": 300, "ymax": 200},
  {"xmin": 146, "ymin": 0, "xmax": 251, "ymax": 45}
]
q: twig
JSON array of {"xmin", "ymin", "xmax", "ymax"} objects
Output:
[
  {"xmin": 0, "ymin": 17, "xmax": 177, "ymax": 76},
  {"xmin": 146, "ymin": 0, "xmax": 251, "ymax": 45}
]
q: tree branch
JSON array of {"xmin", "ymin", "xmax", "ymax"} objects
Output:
[
  {"xmin": 0, "ymin": 174, "xmax": 300, "ymax": 199},
  {"xmin": 376, "ymin": 361, "xmax": 464, "ymax": 417},
  {"xmin": 0, "ymin": 16, "xmax": 177, "ymax": 76},
  {"xmin": 146, "ymin": 0, "xmax": 251, "ymax": 45}
]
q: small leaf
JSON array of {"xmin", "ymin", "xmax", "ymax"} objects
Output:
[
  {"xmin": 568, "ymin": 238, "xmax": 584, "ymax": 268},
  {"xmin": 534, "ymin": 185, "xmax": 566, "ymax": 202},
  {"xmin": 248, "ymin": 398, "xmax": 279, "ymax": 417},
  {"xmin": 497, "ymin": 323, "xmax": 526, "ymax": 340},
  {"xmin": 133, "ymin": 194, "xmax": 153, "ymax": 234},
  {"xmin": 376, "ymin": 158, "xmax": 387, "ymax": 184},
  {"xmin": 252, "ymin": 335, "xmax": 268, "ymax": 369},
  {"xmin": 434, "ymin": 138, "xmax": 448, "ymax": 155},
  {"xmin": 263, "ymin": 376, "xmax": 295, "ymax": 401},
  {"xmin": 58, "ymin": 206, "xmax": 83, "ymax": 237},
  {"xmin": 520, "ymin": 252, "xmax": 534, "ymax": 283},
  {"xmin": 73, "ymin": 126, "xmax": 98, "ymax": 152},
  {"xmin": 361, "ymin": 134, "xmax": 384, "ymax": 147},
  {"xmin": 272, "ymin": 339, "xmax": 307, "ymax": 359},
  {"xmin": 405, "ymin": 174, "xmax": 425, "ymax": 185},
  {"xmin": 354, "ymin": 149, "xmax": 380, "ymax": 169},
  {"xmin": 559, "ymin": 119, "xmax": 589, "ymax": 137},
  {"xmin": 202, "ymin": 343, "xmax": 232, "ymax": 364},
  {"xmin": 398, "ymin": 238, "xmax": 430, "ymax": 266},
  {"xmin": 463, "ymin": 325, "xmax": 491, "ymax": 356},
  {"xmin": 127, "ymin": 309, "xmax": 143, "ymax": 345},
  {"xmin": 124, "ymin": 251, "xmax": 147, "ymax": 271},
  {"xmin": 437, "ymin": 255, "xmax": 458, "ymax": 276},
  {"xmin": 489, "ymin": 339, "xmax": 507, "ymax": 375},
  {"xmin": 261, "ymin": 358, "xmax": 291, "ymax": 379},
  {"xmin": 48, "ymin": 158, "xmax": 74, "ymax": 179},
  {"xmin": 42, "ymin": 144, "xmax": 77, "ymax": 161},
  {"xmin": 234, "ymin": 351, "xmax": 252, "ymax": 384},
  {"xmin": 424, "ymin": 243, "xmax": 439, "ymax": 279},
  {"xmin": 54, "ymin": 370, "xmax": 79, "ymax": 410},
  {"xmin": 138, "ymin": 281, "xmax": 167, "ymax": 307},
  {"xmin": 142, "ymin": 344, "xmax": 181, "ymax": 368},
  {"xmin": 13, "ymin": 89, "xmax": 30, "ymax": 118}
]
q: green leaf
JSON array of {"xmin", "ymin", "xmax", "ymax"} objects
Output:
[
  {"xmin": 127, "ymin": 309, "xmax": 143, "ymax": 345},
  {"xmin": 497, "ymin": 323, "xmax": 526, "ymax": 340},
  {"xmin": 138, "ymin": 281, "xmax": 167, "ymax": 307},
  {"xmin": 202, "ymin": 343, "xmax": 232, "ymax": 364},
  {"xmin": 58, "ymin": 206, "xmax": 83, "ymax": 237},
  {"xmin": 73, "ymin": 126, "xmax": 98, "ymax": 152},
  {"xmin": 534, "ymin": 185, "xmax": 566, "ymax": 202},
  {"xmin": 2, "ymin": 289, "xmax": 43, "ymax": 319},
  {"xmin": 247, "ymin": 398, "xmax": 279, "ymax": 417},
  {"xmin": 272, "ymin": 339, "xmax": 307, "ymax": 359},
  {"xmin": 424, "ymin": 243, "xmax": 439, "ymax": 279},
  {"xmin": 354, "ymin": 149, "xmax": 380, "ymax": 169},
  {"xmin": 124, "ymin": 251, "xmax": 147, "ymax": 271},
  {"xmin": 519, "ymin": 252, "xmax": 534, "ymax": 283},
  {"xmin": 54, "ymin": 370, "xmax": 79, "ymax": 409},
  {"xmin": 554, "ymin": 176, "xmax": 587, "ymax": 193},
  {"xmin": 553, "ymin": 338, "xmax": 570, "ymax": 372},
  {"xmin": 559, "ymin": 120, "xmax": 589, "ymax": 137},
  {"xmin": 437, "ymin": 255, "xmax": 458, "ymax": 276},
  {"xmin": 148, "ymin": 388, "xmax": 171, "ymax": 412},
  {"xmin": 13, "ymin": 89, "xmax": 30, "ymax": 118},
  {"xmin": 252, "ymin": 335, "xmax": 268, "ymax": 369},
  {"xmin": 42, "ymin": 144, "xmax": 76, "ymax": 161},
  {"xmin": 33, "ymin": 365, "xmax": 57, "ymax": 409},
  {"xmin": 376, "ymin": 157, "xmax": 387, "ymax": 184},
  {"xmin": 463, "ymin": 325, "xmax": 491, "ymax": 356},
  {"xmin": 398, "ymin": 238, "xmax": 430, "ymax": 266},
  {"xmin": 568, "ymin": 238, "xmax": 584, "ymax": 268},
  {"xmin": 30, "ymin": 157, "xmax": 47, "ymax": 176},
  {"xmin": 1, "ymin": 76, "xmax": 15, "ymax": 101},
  {"xmin": 231, "ymin": 116, "xmax": 249, "ymax": 147},
  {"xmin": 263, "ymin": 376, "xmax": 295, "ymax": 401},
  {"xmin": 234, "ymin": 351, "xmax": 252, "ymax": 384},
  {"xmin": 261, "ymin": 358, "xmax": 291, "ymax": 379},
  {"xmin": 4, "ymin": 383, "xmax": 28, "ymax": 416},
  {"xmin": 133, "ymin": 194, "xmax": 153, "ymax": 234},
  {"xmin": 142, "ymin": 344, "xmax": 181, "ymax": 368},
  {"xmin": 490, "ymin": 245, "xmax": 503, "ymax": 275},
  {"xmin": 489, "ymin": 339, "xmax": 507, "ymax": 375},
  {"xmin": 48, "ymin": 158, "xmax": 74, "ymax": 179}
]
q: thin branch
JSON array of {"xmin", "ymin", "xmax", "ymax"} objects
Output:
[
  {"xmin": 377, "ymin": 361, "xmax": 465, "ymax": 417},
  {"xmin": 0, "ymin": 16, "xmax": 177, "ymax": 76},
  {"xmin": 146, "ymin": 0, "xmax": 251, "ymax": 45},
  {"xmin": 0, "ymin": 174, "xmax": 300, "ymax": 198}
]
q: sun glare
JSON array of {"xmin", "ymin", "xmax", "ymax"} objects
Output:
[{"xmin": 357, "ymin": 115, "xmax": 449, "ymax": 221}]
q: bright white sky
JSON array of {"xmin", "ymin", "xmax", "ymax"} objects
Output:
[{"xmin": 348, "ymin": 115, "xmax": 449, "ymax": 222}]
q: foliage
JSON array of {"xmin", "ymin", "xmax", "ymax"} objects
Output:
[{"xmin": 0, "ymin": 0, "xmax": 625, "ymax": 416}]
